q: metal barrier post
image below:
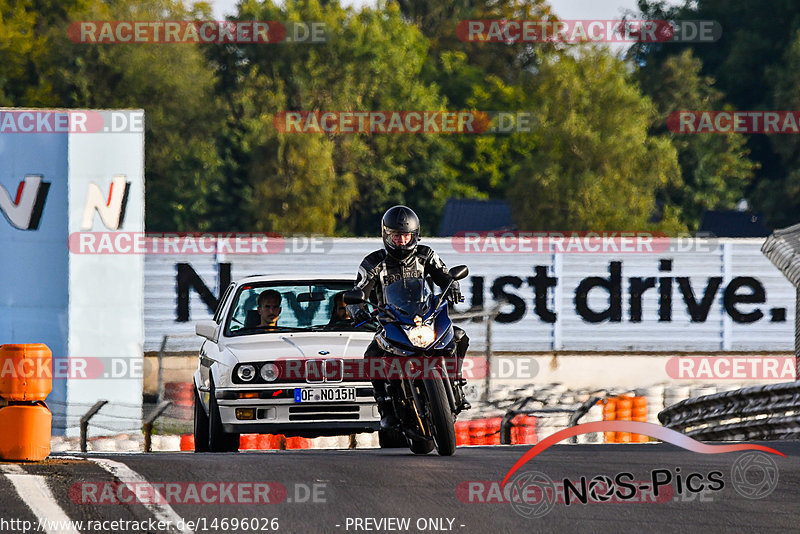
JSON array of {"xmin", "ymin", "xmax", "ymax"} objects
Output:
[
  {"xmin": 483, "ymin": 317, "xmax": 493, "ymax": 402},
  {"xmin": 80, "ymin": 400, "xmax": 108, "ymax": 452},
  {"xmin": 143, "ymin": 401, "xmax": 172, "ymax": 453},
  {"xmin": 158, "ymin": 335, "xmax": 169, "ymax": 404}
]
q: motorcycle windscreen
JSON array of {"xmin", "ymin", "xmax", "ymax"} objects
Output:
[{"xmin": 384, "ymin": 278, "xmax": 433, "ymax": 318}]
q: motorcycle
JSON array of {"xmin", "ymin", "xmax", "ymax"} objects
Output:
[{"xmin": 344, "ymin": 265, "xmax": 469, "ymax": 456}]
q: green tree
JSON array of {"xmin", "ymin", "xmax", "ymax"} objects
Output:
[
  {"xmin": 751, "ymin": 30, "xmax": 800, "ymax": 227},
  {"xmin": 633, "ymin": 0, "xmax": 800, "ymax": 228},
  {"xmin": 392, "ymin": 0, "xmax": 557, "ymax": 84},
  {"xmin": 507, "ymin": 47, "xmax": 684, "ymax": 232},
  {"xmin": 638, "ymin": 50, "xmax": 756, "ymax": 231},
  {"xmin": 212, "ymin": 0, "xmax": 480, "ymax": 235},
  {"xmin": 0, "ymin": 0, "xmax": 223, "ymax": 231}
]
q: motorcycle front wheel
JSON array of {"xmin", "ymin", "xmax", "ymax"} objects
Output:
[{"xmin": 422, "ymin": 368, "xmax": 457, "ymax": 456}]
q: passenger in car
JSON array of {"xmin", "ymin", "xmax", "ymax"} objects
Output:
[
  {"xmin": 257, "ymin": 289, "xmax": 282, "ymax": 327},
  {"xmin": 328, "ymin": 292, "xmax": 352, "ymax": 325}
]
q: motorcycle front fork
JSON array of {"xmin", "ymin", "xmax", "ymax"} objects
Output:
[{"xmin": 387, "ymin": 356, "xmax": 459, "ymax": 436}]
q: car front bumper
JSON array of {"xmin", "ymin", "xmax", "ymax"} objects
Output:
[{"xmin": 215, "ymin": 385, "xmax": 380, "ymax": 437}]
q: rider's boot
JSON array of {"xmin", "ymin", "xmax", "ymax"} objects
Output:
[
  {"xmin": 452, "ymin": 331, "xmax": 471, "ymax": 412},
  {"xmin": 372, "ymin": 380, "xmax": 400, "ymax": 429},
  {"xmin": 454, "ymin": 379, "xmax": 471, "ymax": 412}
]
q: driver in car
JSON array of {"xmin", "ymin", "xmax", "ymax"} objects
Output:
[
  {"xmin": 257, "ymin": 289, "xmax": 282, "ymax": 327},
  {"xmin": 348, "ymin": 205, "xmax": 471, "ymax": 429}
]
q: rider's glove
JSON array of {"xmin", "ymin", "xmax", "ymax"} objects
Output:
[
  {"xmin": 447, "ymin": 283, "xmax": 464, "ymax": 306},
  {"xmin": 352, "ymin": 307, "xmax": 372, "ymax": 324}
]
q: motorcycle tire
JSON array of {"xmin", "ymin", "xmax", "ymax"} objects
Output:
[{"xmin": 422, "ymin": 369, "xmax": 457, "ymax": 456}]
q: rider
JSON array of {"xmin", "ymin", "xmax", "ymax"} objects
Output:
[{"xmin": 348, "ymin": 205, "xmax": 471, "ymax": 430}]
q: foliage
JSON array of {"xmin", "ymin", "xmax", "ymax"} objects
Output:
[
  {"xmin": 0, "ymin": 0, "xmax": 787, "ymax": 235},
  {"xmin": 507, "ymin": 48, "xmax": 684, "ymax": 232}
]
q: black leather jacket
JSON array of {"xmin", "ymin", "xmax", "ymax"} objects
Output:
[{"xmin": 350, "ymin": 245, "xmax": 462, "ymax": 310}]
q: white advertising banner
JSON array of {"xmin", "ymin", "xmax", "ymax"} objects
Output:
[{"xmin": 142, "ymin": 236, "xmax": 795, "ymax": 353}]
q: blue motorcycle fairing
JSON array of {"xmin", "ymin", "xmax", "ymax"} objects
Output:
[
  {"xmin": 376, "ymin": 277, "xmax": 460, "ymax": 353},
  {"xmin": 380, "ymin": 302, "xmax": 455, "ymax": 352},
  {"xmin": 382, "ymin": 322, "xmax": 414, "ymax": 348},
  {"xmin": 431, "ymin": 303, "xmax": 454, "ymax": 349}
]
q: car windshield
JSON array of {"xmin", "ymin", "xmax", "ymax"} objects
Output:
[
  {"xmin": 225, "ymin": 281, "xmax": 377, "ymax": 335},
  {"xmin": 383, "ymin": 277, "xmax": 433, "ymax": 317}
]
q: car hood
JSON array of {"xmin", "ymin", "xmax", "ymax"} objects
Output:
[{"xmin": 222, "ymin": 332, "xmax": 373, "ymax": 362}]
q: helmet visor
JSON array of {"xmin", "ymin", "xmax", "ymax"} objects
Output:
[{"xmin": 388, "ymin": 230, "xmax": 414, "ymax": 247}]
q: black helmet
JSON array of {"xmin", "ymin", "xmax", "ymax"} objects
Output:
[{"xmin": 381, "ymin": 205, "xmax": 420, "ymax": 260}]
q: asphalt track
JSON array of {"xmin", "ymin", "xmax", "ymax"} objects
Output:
[{"xmin": 1, "ymin": 442, "xmax": 797, "ymax": 534}]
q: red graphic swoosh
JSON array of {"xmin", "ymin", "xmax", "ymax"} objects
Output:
[{"xmin": 501, "ymin": 421, "xmax": 785, "ymax": 487}]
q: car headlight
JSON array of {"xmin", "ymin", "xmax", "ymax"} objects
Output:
[
  {"xmin": 237, "ymin": 364, "xmax": 256, "ymax": 382},
  {"xmin": 407, "ymin": 325, "xmax": 435, "ymax": 348},
  {"xmin": 260, "ymin": 363, "xmax": 279, "ymax": 382}
]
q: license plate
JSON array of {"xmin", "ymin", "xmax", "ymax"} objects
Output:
[{"xmin": 294, "ymin": 387, "xmax": 356, "ymax": 403}]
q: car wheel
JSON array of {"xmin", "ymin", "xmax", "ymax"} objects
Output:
[
  {"xmin": 208, "ymin": 377, "xmax": 239, "ymax": 452},
  {"xmin": 378, "ymin": 428, "xmax": 407, "ymax": 448},
  {"xmin": 193, "ymin": 385, "xmax": 210, "ymax": 452}
]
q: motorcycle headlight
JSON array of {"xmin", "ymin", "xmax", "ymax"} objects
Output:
[
  {"xmin": 407, "ymin": 325, "xmax": 435, "ymax": 348},
  {"xmin": 237, "ymin": 364, "xmax": 256, "ymax": 382},
  {"xmin": 260, "ymin": 363, "xmax": 279, "ymax": 382}
]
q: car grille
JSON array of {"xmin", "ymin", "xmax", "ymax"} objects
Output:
[
  {"xmin": 305, "ymin": 359, "xmax": 343, "ymax": 383},
  {"xmin": 288, "ymin": 404, "xmax": 361, "ymax": 421}
]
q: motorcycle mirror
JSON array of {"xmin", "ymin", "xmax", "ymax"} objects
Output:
[
  {"xmin": 448, "ymin": 265, "xmax": 469, "ymax": 281},
  {"xmin": 343, "ymin": 289, "xmax": 366, "ymax": 305}
]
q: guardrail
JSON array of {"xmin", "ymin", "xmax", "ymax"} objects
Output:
[
  {"xmin": 658, "ymin": 381, "xmax": 800, "ymax": 440},
  {"xmin": 761, "ymin": 222, "xmax": 800, "ymax": 378}
]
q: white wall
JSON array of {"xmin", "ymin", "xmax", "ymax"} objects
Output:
[
  {"xmin": 68, "ymin": 114, "xmax": 145, "ymax": 436},
  {"xmin": 0, "ymin": 109, "xmax": 145, "ymax": 436}
]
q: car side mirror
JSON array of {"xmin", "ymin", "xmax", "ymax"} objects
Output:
[
  {"xmin": 448, "ymin": 265, "xmax": 469, "ymax": 281},
  {"xmin": 195, "ymin": 320, "xmax": 218, "ymax": 342},
  {"xmin": 343, "ymin": 289, "xmax": 365, "ymax": 305}
]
